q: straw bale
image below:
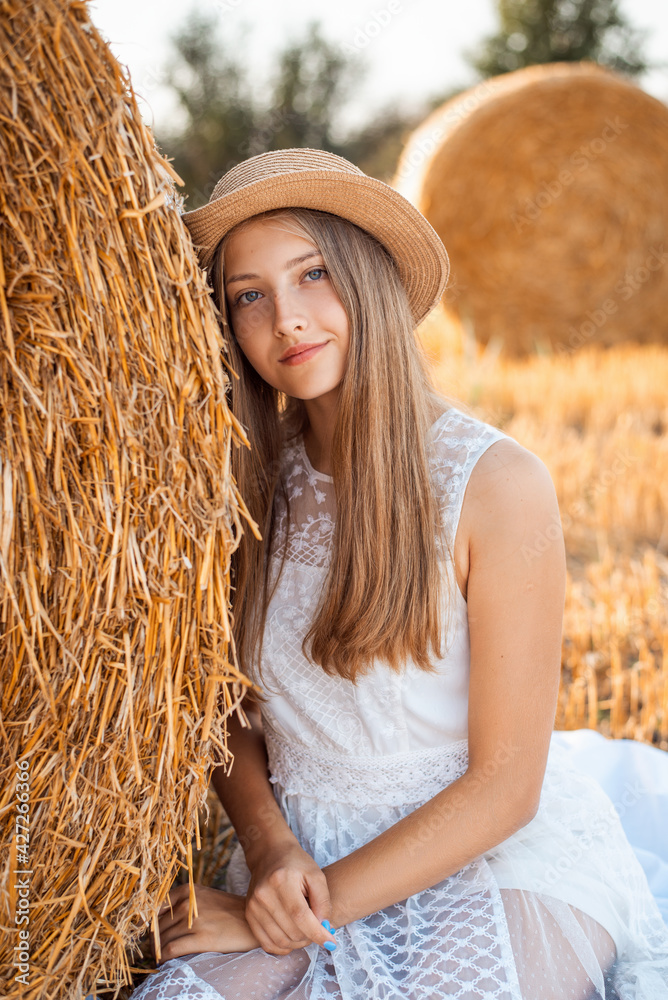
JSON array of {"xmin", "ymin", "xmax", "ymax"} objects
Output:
[
  {"xmin": 395, "ymin": 62, "xmax": 668, "ymax": 356},
  {"xmin": 0, "ymin": 1, "xmax": 258, "ymax": 997}
]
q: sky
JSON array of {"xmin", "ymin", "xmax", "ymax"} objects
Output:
[{"xmin": 87, "ymin": 0, "xmax": 668, "ymax": 136}]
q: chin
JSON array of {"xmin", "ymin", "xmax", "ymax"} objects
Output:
[{"xmin": 290, "ymin": 384, "xmax": 341, "ymax": 401}]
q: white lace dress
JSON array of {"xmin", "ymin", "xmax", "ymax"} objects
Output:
[{"xmin": 129, "ymin": 407, "xmax": 668, "ymax": 1000}]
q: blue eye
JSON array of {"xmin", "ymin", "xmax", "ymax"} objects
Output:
[
  {"xmin": 237, "ymin": 290, "xmax": 261, "ymax": 305},
  {"xmin": 305, "ymin": 268, "xmax": 325, "ymax": 281}
]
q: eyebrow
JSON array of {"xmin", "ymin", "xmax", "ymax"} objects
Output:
[{"xmin": 225, "ymin": 251, "xmax": 323, "ymax": 286}]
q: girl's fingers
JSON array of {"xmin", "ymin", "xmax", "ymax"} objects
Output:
[
  {"xmin": 256, "ymin": 889, "xmax": 335, "ymax": 951},
  {"xmin": 303, "ymin": 870, "xmax": 331, "ymax": 926},
  {"xmin": 158, "ymin": 916, "xmax": 192, "ymax": 950},
  {"xmin": 247, "ymin": 872, "xmax": 336, "ymax": 953},
  {"xmin": 246, "ymin": 907, "xmax": 306, "ymax": 955},
  {"xmin": 289, "ymin": 894, "xmax": 336, "ymax": 949},
  {"xmin": 255, "ymin": 904, "xmax": 309, "ymax": 947},
  {"xmin": 157, "ymin": 882, "xmax": 194, "ymax": 915},
  {"xmin": 158, "ymin": 896, "xmax": 195, "ymax": 929},
  {"xmin": 264, "ymin": 911, "xmax": 309, "ymax": 951},
  {"xmin": 300, "ymin": 872, "xmax": 336, "ymax": 948}
]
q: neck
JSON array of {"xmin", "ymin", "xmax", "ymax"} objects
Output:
[{"xmin": 302, "ymin": 391, "xmax": 339, "ymax": 477}]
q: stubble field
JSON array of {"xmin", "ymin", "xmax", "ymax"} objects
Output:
[{"xmin": 420, "ymin": 310, "xmax": 668, "ymax": 750}]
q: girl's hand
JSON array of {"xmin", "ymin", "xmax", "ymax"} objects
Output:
[
  {"xmin": 245, "ymin": 839, "xmax": 337, "ymax": 956},
  {"xmin": 155, "ymin": 884, "xmax": 259, "ymax": 961}
]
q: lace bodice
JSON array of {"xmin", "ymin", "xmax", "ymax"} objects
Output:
[
  {"xmin": 272, "ymin": 405, "xmax": 503, "ymax": 569},
  {"xmin": 257, "ymin": 406, "xmax": 507, "ymax": 759},
  {"xmin": 130, "ymin": 405, "xmax": 668, "ymax": 1000}
]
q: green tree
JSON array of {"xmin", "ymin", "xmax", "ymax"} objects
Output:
[
  {"xmin": 259, "ymin": 23, "xmax": 361, "ymax": 153},
  {"xmin": 158, "ymin": 10, "xmax": 256, "ymax": 204},
  {"xmin": 156, "ymin": 13, "xmax": 466, "ymax": 199},
  {"xmin": 467, "ymin": 0, "xmax": 649, "ymax": 78},
  {"xmin": 157, "ymin": 15, "xmax": 363, "ymax": 207}
]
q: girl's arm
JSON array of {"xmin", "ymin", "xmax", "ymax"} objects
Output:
[
  {"xmin": 156, "ymin": 704, "xmax": 337, "ymax": 960},
  {"xmin": 323, "ymin": 438, "xmax": 567, "ymax": 929},
  {"xmin": 210, "ymin": 699, "xmax": 292, "ymax": 866},
  {"xmin": 210, "ymin": 700, "xmax": 336, "ymax": 953}
]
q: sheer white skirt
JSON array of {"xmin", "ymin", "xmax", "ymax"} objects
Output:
[{"xmin": 128, "ymin": 735, "xmax": 668, "ymax": 999}]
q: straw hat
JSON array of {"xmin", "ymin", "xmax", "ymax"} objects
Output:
[{"xmin": 181, "ymin": 148, "xmax": 450, "ymax": 326}]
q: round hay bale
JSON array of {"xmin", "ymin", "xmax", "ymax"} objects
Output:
[
  {"xmin": 0, "ymin": 1, "xmax": 256, "ymax": 997},
  {"xmin": 395, "ymin": 62, "xmax": 668, "ymax": 357}
]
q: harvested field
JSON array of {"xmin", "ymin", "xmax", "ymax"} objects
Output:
[{"xmin": 419, "ymin": 309, "xmax": 668, "ymax": 750}]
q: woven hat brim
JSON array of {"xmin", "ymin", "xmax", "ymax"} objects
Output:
[{"xmin": 181, "ymin": 171, "xmax": 450, "ymax": 327}]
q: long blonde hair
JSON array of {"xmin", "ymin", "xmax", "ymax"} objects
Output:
[{"xmin": 210, "ymin": 208, "xmax": 457, "ymax": 684}]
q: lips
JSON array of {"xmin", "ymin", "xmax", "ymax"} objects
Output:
[{"xmin": 279, "ymin": 342, "xmax": 328, "ymax": 365}]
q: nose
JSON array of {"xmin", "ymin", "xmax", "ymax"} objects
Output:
[{"xmin": 272, "ymin": 287, "xmax": 307, "ymax": 337}]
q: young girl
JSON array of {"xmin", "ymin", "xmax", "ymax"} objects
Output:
[{"xmin": 129, "ymin": 149, "xmax": 668, "ymax": 1000}]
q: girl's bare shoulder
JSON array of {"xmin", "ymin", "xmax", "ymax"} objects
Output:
[{"xmin": 459, "ymin": 437, "xmax": 561, "ymax": 563}]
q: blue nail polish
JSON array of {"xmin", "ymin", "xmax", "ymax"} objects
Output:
[
  {"xmin": 321, "ymin": 919, "xmax": 333, "ymax": 932},
  {"xmin": 323, "ymin": 941, "xmax": 336, "ymax": 952}
]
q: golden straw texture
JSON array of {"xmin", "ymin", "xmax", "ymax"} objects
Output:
[
  {"xmin": 425, "ymin": 336, "xmax": 668, "ymax": 750},
  {"xmin": 0, "ymin": 1, "xmax": 257, "ymax": 997},
  {"xmin": 396, "ymin": 62, "xmax": 668, "ymax": 356}
]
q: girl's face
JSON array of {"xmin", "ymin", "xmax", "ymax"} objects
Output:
[{"xmin": 223, "ymin": 218, "xmax": 350, "ymax": 401}]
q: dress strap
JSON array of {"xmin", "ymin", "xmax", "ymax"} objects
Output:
[{"xmin": 430, "ymin": 408, "xmax": 508, "ymax": 553}]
